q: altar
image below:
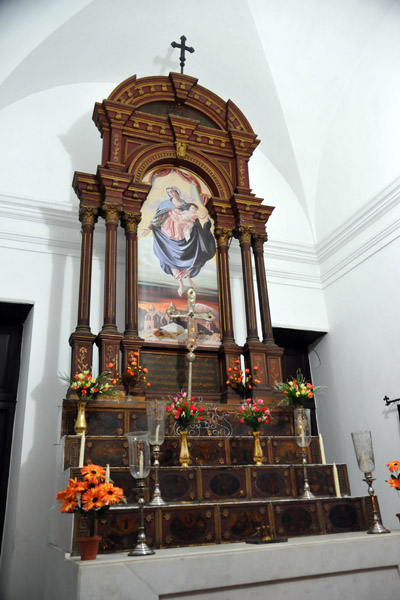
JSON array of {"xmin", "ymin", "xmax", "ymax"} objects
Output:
[
  {"xmin": 45, "ymin": 531, "xmax": 400, "ymax": 600},
  {"xmin": 50, "ymin": 68, "xmax": 398, "ymax": 592}
]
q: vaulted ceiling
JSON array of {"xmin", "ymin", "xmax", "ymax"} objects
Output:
[{"xmin": 1, "ymin": 0, "xmax": 399, "ymax": 244}]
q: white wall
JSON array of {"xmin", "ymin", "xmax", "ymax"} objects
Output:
[
  {"xmin": 312, "ymin": 216, "xmax": 400, "ymax": 530},
  {"xmin": 1, "ymin": 1, "xmax": 400, "ymax": 598}
]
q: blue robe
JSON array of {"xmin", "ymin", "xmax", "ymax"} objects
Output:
[{"xmin": 151, "ymin": 202, "xmax": 216, "ymax": 278}]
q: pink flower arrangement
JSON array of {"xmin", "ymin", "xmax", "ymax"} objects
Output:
[
  {"xmin": 165, "ymin": 391, "xmax": 204, "ymax": 430},
  {"xmin": 238, "ymin": 398, "xmax": 270, "ymax": 431}
]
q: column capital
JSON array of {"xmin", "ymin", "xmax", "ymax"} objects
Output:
[
  {"xmin": 122, "ymin": 211, "xmax": 141, "ymax": 234},
  {"xmin": 236, "ymin": 225, "xmax": 254, "ymax": 245},
  {"xmin": 252, "ymin": 232, "xmax": 268, "ymax": 252},
  {"xmin": 215, "ymin": 227, "xmax": 233, "ymax": 248},
  {"xmin": 79, "ymin": 206, "xmax": 98, "ymax": 227},
  {"xmin": 104, "ymin": 204, "xmax": 120, "ymax": 225}
]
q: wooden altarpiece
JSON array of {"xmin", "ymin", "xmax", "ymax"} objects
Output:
[{"xmin": 69, "ymin": 72, "xmax": 283, "ymax": 402}]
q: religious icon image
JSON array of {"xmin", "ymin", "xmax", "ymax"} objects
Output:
[{"xmin": 138, "ymin": 167, "xmax": 220, "ymax": 347}]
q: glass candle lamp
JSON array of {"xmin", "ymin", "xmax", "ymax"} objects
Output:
[
  {"xmin": 146, "ymin": 401, "xmax": 166, "ymax": 506},
  {"xmin": 294, "ymin": 408, "xmax": 315, "ymax": 500},
  {"xmin": 125, "ymin": 431, "xmax": 155, "ymax": 555},
  {"xmin": 351, "ymin": 430, "xmax": 390, "ymax": 534}
]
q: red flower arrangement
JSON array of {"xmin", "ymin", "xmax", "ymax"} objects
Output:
[
  {"xmin": 121, "ymin": 353, "xmax": 151, "ymax": 392},
  {"xmin": 226, "ymin": 360, "xmax": 261, "ymax": 397},
  {"xmin": 56, "ymin": 464, "xmax": 126, "ymax": 536},
  {"xmin": 238, "ymin": 398, "xmax": 270, "ymax": 431},
  {"xmin": 386, "ymin": 461, "xmax": 400, "ymax": 491},
  {"xmin": 165, "ymin": 391, "xmax": 204, "ymax": 430}
]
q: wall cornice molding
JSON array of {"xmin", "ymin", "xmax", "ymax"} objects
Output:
[
  {"xmin": 315, "ymin": 177, "xmax": 400, "ymax": 287},
  {"xmin": 1, "ymin": 182, "xmax": 400, "ymax": 290}
]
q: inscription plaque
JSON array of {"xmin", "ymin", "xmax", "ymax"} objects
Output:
[{"xmin": 142, "ymin": 352, "xmax": 219, "ymax": 393}]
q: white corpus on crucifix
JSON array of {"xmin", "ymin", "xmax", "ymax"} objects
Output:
[{"xmin": 166, "ymin": 288, "xmax": 215, "ymax": 400}]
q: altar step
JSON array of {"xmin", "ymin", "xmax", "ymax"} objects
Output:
[
  {"xmin": 72, "ymin": 495, "xmax": 375, "ymax": 555},
  {"xmin": 64, "ymin": 434, "xmax": 324, "ymax": 469},
  {"xmin": 70, "ymin": 463, "xmax": 350, "ymax": 504}
]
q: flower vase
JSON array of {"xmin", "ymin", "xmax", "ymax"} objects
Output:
[
  {"xmin": 179, "ymin": 430, "xmax": 190, "ymax": 467},
  {"xmin": 77, "ymin": 535, "xmax": 102, "ymax": 560},
  {"xmin": 74, "ymin": 400, "xmax": 87, "ymax": 435},
  {"xmin": 252, "ymin": 430, "xmax": 263, "ymax": 465}
]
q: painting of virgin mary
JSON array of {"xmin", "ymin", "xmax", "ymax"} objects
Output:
[
  {"xmin": 142, "ymin": 184, "xmax": 215, "ymax": 296},
  {"xmin": 137, "ymin": 168, "xmax": 220, "ymax": 347}
]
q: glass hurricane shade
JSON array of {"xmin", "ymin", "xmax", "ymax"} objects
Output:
[
  {"xmin": 125, "ymin": 431, "xmax": 151, "ymax": 479},
  {"xmin": 294, "ymin": 408, "xmax": 312, "ymax": 448},
  {"xmin": 146, "ymin": 401, "xmax": 166, "ymax": 445},
  {"xmin": 351, "ymin": 430, "xmax": 375, "ymax": 473}
]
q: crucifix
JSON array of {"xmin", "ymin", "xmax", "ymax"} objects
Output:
[
  {"xmin": 166, "ymin": 288, "xmax": 215, "ymax": 400},
  {"xmin": 171, "ymin": 35, "xmax": 195, "ymax": 74}
]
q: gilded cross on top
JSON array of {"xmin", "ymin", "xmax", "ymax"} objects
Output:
[{"xmin": 166, "ymin": 288, "xmax": 215, "ymax": 399}]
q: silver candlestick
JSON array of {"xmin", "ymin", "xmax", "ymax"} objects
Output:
[
  {"xmin": 146, "ymin": 400, "xmax": 166, "ymax": 506},
  {"xmin": 125, "ymin": 431, "xmax": 155, "ymax": 555},
  {"xmin": 351, "ymin": 430, "xmax": 390, "ymax": 534},
  {"xmin": 294, "ymin": 408, "xmax": 315, "ymax": 500}
]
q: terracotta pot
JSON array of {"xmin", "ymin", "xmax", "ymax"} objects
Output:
[{"xmin": 78, "ymin": 535, "xmax": 102, "ymax": 560}]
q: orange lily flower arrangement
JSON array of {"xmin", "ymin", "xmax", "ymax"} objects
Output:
[
  {"xmin": 226, "ymin": 361, "xmax": 261, "ymax": 398},
  {"xmin": 121, "ymin": 352, "xmax": 151, "ymax": 392},
  {"xmin": 57, "ymin": 464, "xmax": 126, "ymax": 536},
  {"xmin": 386, "ymin": 461, "xmax": 400, "ymax": 491}
]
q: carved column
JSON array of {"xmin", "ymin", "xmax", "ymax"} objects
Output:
[
  {"xmin": 122, "ymin": 212, "xmax": 140, "ymax": 336},
  {"xmin": 97, "ymin": 204, "xmax": 123, "ymax": 377},
  {"xmin": 252, "ymin": 233, "xmax": 274, "ymax": 345},
  {"xmin": 237, "ymin": 226, "xmax": 259, "ymax": 343},
  {"xmin": 121, "ymin": 211, "xmax": 143, "ymax": 371},
  {"xmin": 215, "ymin": 227, "xmax": 242, "ymax": 403},
  {"xmin": 215, "ymin": 228, "xmax": 235, "ymax": 343},
  {"xmin": 69, "ymin": 207, "xmax": 97, "ymax": 378},
  {"xmin": 102, "ymin": 205, "xmax": 119, "ymax": 330},
  {"xmin": 251, "ymin": 233, "xmax": 283, "ymax": 388}
]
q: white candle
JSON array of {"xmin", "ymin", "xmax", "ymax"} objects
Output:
[
  {"xmin": 139, "ymin": 450, "xmax": 144, "ymax": 478},
  {"xmin": 155, "ymin": 425, "xmax": 160, "ymax": 445},
  {"xmin": 105, "ymin": 464, "xmax": 110, "ymax": 483},
  {"xmin": 319, "ymin": 434, "xmax": 326, "ymax": 465},
  {"xmin": 332, "ymin": 462, "xmax": 341, "ymax": 498},
  {"xmin": 78, "ymin": 431, "xmax": 85, "ymax": 468},
  {"xmin": 240, "ymin": 355, "xmax": 245, "ymax": 376}
]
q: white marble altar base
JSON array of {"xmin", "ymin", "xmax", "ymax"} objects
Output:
[{"xmin": 45, "ymin": 531, "xmax": 400, "ymax": 600}]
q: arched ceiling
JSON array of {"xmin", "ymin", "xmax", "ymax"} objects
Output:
[{"xmin": 0, "ymin": 0, "xmax": 398, "ymax": 243}]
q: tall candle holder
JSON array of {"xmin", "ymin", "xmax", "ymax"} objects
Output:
[
  {"xmin": 294, "ymin": 408, "xmax": 315, "ymax": 500},
  {"xmin": 351, "ymin": 430, "xmax": 390, "ymax": 534},
  {"xmin": 125, "ymin": 431, "xmax": 155, "ymax": 555},
  {"xmin": 146, "ymin": 400, "xmax": 166, "ymax": 506}
]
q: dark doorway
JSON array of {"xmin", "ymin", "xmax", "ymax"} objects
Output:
[
  {"xmin": 273, "ymin": 327, "xmax": 326, "ymax": 434},
  {"xmin": 0, "ymin": 302, "xmax": 32, "ymax": 552}
]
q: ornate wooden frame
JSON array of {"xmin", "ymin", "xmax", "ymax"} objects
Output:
[{"xmin": 69, "ymin": 72, "xmax": 282, "ymax": 402}]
